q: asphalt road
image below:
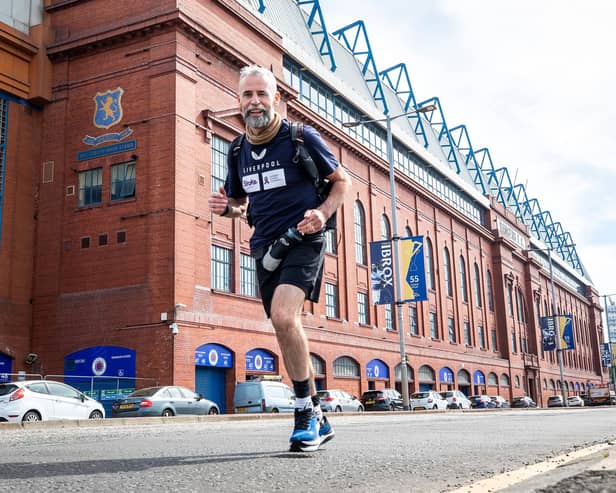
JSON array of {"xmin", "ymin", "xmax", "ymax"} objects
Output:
[{"xmin": 1, "ymin": 408, "xmax": 616, "ymax": 492}]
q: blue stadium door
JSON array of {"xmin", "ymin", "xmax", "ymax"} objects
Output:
[{"xmin": 195, "ymin": 367, "xmax": 226, "ymax": 414}]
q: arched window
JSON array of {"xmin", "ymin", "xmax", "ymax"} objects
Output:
[
  {"xmin": 500, "ymin": 373, "xmax": 510, "ymax": 386},
  {"xmin": 516, "ymin": 287, "xmax": 526, "ymax": 323},
  {"xmin": 333, "ymin": 356, "xmax": 360, "ymax": 377},
  {"xmin": 487, "ymin": 372, "xmax": 498, "ymax": 386},
  {"xmin": 310, "ymin": 354, "xmax": 325, "ymax": 376},
  {"xmin": 354, "ymin": 200, "xmax": 366, "ymax": 265},
  {"xmin": 486, "ymin": 270, "xmax": 494, "ymax": 312},
  {"xmin": 404, "ymin": 225, "xmax": 412, "ymax": 238},
  {"xmin": 473, "ymin": 262, "xmax": 482, "ymax": 307},
  {"xmin": 459, "ymin": 255, "xmax": 468, "ymax": 302},
  {"xmin": 514, "ymin": 375, "xmax": 520, "ymax": 388},
  {"xmin": 443, "ymin": 247, "xmax": 452, "ymax": 296},
  {"xmin": 380, "ymin": 214, "xmax": 390, "ymax": 240},
  {"xmin": 425, "ymin": 237, "xmax": 435, "ymax": 290},
  {"xmin": 418, "ymin": 365, "xmax": 436, "ymax": 383}
]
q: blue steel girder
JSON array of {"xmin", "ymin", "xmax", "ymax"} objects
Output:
[
  {"xmin": 486, "ymin": 167, "xmax": 514, "ymax": 207},
  {"xmin": 537, "ymin": 211, "xmax": 556, "ymax": 247},
  {"xmin": 525, "ymin": 198, "xmax": 543, "ymax": 237},
  {"xmin": 257, "ymin": 0, "xmax": 265, "ymax": 13},
  {"xmin": 417, "ymin": 97, "xmax": 460, "ymax": 173},
  {"xmin": 332, "ymin": 21, "xmax": 389, "ymax": 114},
  {"xmin": 296, "ymin": 0, "xmax": 337, "ymax": 71},
  {"xmin": 449, "ymin": 124, "xmax": 487, "ymax": 194},
  {"xmin": 511, "ymin": 184, "xmax": 530, "ymax": 224},
  {"xmin": 380, "ymin": 63, "xmax": 428, "ymax": 147}
]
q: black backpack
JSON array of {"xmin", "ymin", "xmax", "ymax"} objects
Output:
[{"xmin": 229, "ymin": 121, "xmax": 335, "ymax": 230}]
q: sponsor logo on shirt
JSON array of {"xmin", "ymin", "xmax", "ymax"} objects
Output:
[
  {"xmin": 242, "ymin": 173, "xmax": 260, "ymax": 193},
  {"xmin": 251, "ymin": 148, "xmax": 267, "ymax": 160}
]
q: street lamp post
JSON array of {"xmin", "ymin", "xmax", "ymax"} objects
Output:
[
  {"xmin": 527, "ymin": 245, "xmax": 573, "ymax": 407},
  {"xmin": 344, "ymin": 104, "xmax": 435, "ymax": 410},
  {"xmin": 600, "ymin": 294, "xmax": 616, "ymax": 390}
]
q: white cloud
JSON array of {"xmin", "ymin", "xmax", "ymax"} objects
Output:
[{"xmin": 319, "ymin": 0, "xmax": 616, "ymax": 297}]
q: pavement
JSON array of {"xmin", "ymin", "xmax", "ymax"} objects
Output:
[{"xmin": 2, "ymin": 414, "xmax": 616, "ymax": 492}]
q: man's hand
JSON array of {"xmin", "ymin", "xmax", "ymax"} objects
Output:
[
  {"xmin": 209, "ymin": 186, "xmax": 229, "ymax": 216},
  {"xmin": 297, "ymin": 208, "xmax": 327, "ymax": 235}
]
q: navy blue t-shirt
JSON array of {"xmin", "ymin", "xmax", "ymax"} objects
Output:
[{"xmin": 225, "ymin": 120, "xmax": 339, "ymax": 251}]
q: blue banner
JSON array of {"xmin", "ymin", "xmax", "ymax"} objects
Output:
[
  {"xmin": 195, "ymin": 343, "xmax": 233, "ymax": 368},
  {"xmin": 0, "ymin": 353, "xmax": 13, "ymax": 383},
  {"xmin": 369, "ymin": 240, "xmax": 395, "ymax": 305},
  {"xmin": 473, "ymin": 370, "xmax": 485, "ymax": 385},
  {"xmin": 540, "ymin": 316, "xmax": 557, "ymax": 351},
  {"xmin": 64, "ymin": 346, "xmax": 136, "ymax": 380},
  {"xmin": 366, "ymin": 359, "xmax": 389, "ymax": 379},
  {"xmin": 400, "ymin": 236, "xmax": 427, "ymax": 302},
  {"xmin": 439, "ymin": 367, "xmax": 454, "ymax": 383},
  {"xmin": 558, "ymin": 314, "xmax": 575, "ymax": 350},
  {"xmin": 245, "ymin": 349, "xmax": 275, "ymax": 372},
  {"xmin": 600, "ymin": 344, "xmax": 611, "ymax": 367}
]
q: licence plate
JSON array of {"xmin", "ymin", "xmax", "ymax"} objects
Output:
[
  {"xmin": 236, "ymin": 406, "xmax": 249, "ymax": 412},
  {"xmin": 119, "ymin": 403, "xmax": 134, "ymax": 410},
  {"xmin": 365, "ymin": 400, "xmax": 375, "ymax": 405},
  {"xmin": 414, "ymin": 406, "xmax": 426, "ymax": 410}
]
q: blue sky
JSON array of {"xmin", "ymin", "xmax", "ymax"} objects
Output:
[{"xmin": 318, "ymin": 0, "xmax": 616, "ymax": 305}]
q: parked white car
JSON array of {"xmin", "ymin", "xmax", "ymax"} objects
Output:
[
  {"xmin": 410, "ymin": 390, "xmax": 448, "ymax": 411},
  {"xmin": 0, "ymin": 380, "xmax": 105, "ymax": 422},
  {"xmin": 440, "ymin": 390, "xmax": 471, "ymax": 409},
  {"xmin": 566, "ymin": 395, "xmax": 584, "ymax": 407}
]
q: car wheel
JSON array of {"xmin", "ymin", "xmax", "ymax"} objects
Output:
[
  {"xmin": 22, "ymin": 411, "xmax": 41, "ymax": 422},
  {"xmin": 208, "ymin": 407, "xmax": 219, "ymax": 415},
  {"xmin": 88, "ymin": 410, "xmax": 104, "ymax": 419},
  {"xmin": 271, "ymin": 408, "xmax": 279, "ymax": 413},
  {"xmin": 335, "ymin": 406, "xmax": 342, "ymax": 413},
  {"xmin": 161, "ymin": 408, "xmax": 174, "ymax": 417},
  {"xmin": 389, "ymin": 403, "xmax": 395, "ymax": 411},
  {"xmin": 357, "ymin": 405, "xmax": 364, "ymax": 413}
]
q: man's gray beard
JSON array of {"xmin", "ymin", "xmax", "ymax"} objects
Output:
[{"xmin": 243, "ymin": 108, "xmax": 273, "ymax": 128}]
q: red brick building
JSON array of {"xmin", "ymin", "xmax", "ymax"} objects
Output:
[{"xmin": 0, "ymin": 0, "xmax": 607, "ymax": 413}]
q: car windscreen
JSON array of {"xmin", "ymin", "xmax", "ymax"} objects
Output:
[
  {"xmin": 0, "ymin": 384, "xmax": 18, "ymax": 396},
  {"xmin": 362, "ymin": 391, "xmax": 382, "ymax": 399},
  {"xmin": 411, "ymin": 392, "xmax": 429, "ymax": 399}
]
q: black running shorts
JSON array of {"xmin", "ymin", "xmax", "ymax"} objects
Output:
[{"xmin": 254, "ymin": 232, "xmax": 325, "ymax": 318}]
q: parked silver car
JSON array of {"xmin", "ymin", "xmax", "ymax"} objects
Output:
[
  {"xmin": 410, "ymin": 390, "xmax": 448, "ymax": 410},
  {"xmin": 440, "ymin": 390, "xmax": 471, "ymax": 409},
  {"xmin": 111, "ymin": 386, "xmax": 219, "ymax": 417},
  {"xmin": 317, "ymin": 389, "xmax": 364, "ymax": 412}
]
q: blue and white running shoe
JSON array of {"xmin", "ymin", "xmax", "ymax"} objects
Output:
[
  {"xmin": 289, "ymin": 406, "xmax": 320, "ymax": 452},
  {"xmin": 318, "ymin": 414, "xmax": 335, "ymax": 445}
]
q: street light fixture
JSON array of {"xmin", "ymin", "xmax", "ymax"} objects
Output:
[
  {"xmin": 526, "ymin": 244, "xmax": 574, "ymax": 407},
  {"xmin": 343, "ymin": 103, "xmax": 436, "ymax": 410}
]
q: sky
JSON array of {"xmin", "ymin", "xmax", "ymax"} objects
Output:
[{"xmin": 318, "ymin": 0, "xmax": 616, "ymax": 313}]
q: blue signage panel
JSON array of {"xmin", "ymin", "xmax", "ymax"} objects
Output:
[
  {"xmin": 195, "ymin": 343, "xmax": 233, "ymax": 368},
  {"xmin": 400, "ymin": 236, "xmax": 427, "ymax": 302},
  {"xmin": 540, "ymin": 316, "xmax": 557, "ymax": 351},
  {"xmin": 64, "ymin": 346, "xmax": 136, "ymax": 380},
  {"xmin": 601, "ymin": 343, "xmax": 611, "ymax": 368},
  {"xmin": 369, "ymin": 240, "xmax": 395, "ymax": 305},
  {"xmin": 245, "ymin": 349, "xmax": 275, "ymax": 372},
  {"xmin": 439, "ymin": 367, "xmax": 454, "ymax": 383},
  {"xmin": 77, "ymin": 139, "xmax": 136, "ymax": 161},
  {"xmin": 0, "ymin": 353, "xmax": 13, "ymax": 383},
  {"xmin": 473, "ymin": 370, "xmax": 485, "ymax": 385},
  {"xmin": 366, "ymin": 359, "xmax": 389, "ymax": 379},
  {"xmin": 558, "ymin": 314, "xmax": 575, "ymax": 350}
]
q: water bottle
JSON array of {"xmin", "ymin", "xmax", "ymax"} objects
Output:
[{"xmin": 262, "ymin": 227, "xmax": 303, "ymax": 271}]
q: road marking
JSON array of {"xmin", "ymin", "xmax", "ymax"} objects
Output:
[{"xmin": 448, "ymin": 442, "xmax": 612, "ymax": 492}]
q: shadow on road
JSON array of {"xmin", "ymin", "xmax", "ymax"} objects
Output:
[{"xmin": 1, "ymin": 450, "xmax": 321, "ymax": 479}]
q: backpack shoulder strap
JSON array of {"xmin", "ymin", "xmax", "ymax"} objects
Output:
[
  {"xmin": 231, "ymin": 133, "xmax": 245, "ymax": 160},
  {"xmin": 289, "ymin": 121, "xmax": 319, "ymax": 184}
]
